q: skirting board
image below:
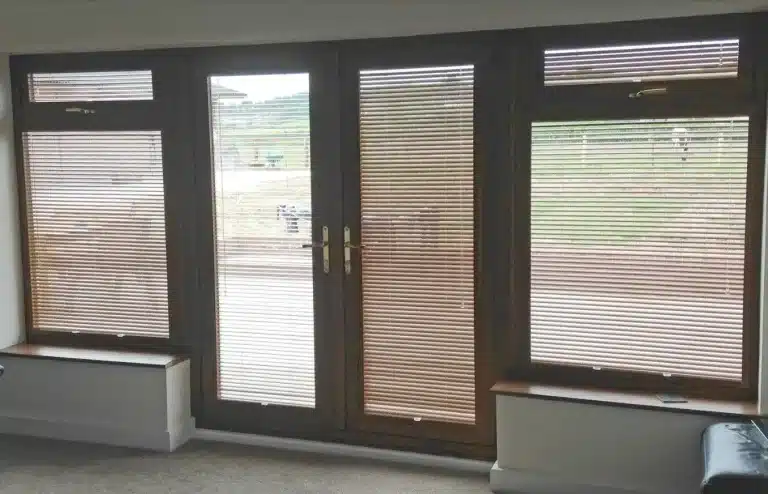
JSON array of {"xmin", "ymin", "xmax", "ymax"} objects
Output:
[
  {"xmin": 490, "ymin": 462, "xmax": 686, "ymax": 494},
  {"xmin": 0, "ymin": 413, "xmax": 195, "ymax": 452},
  {"xmin": 194, "ymin": 428, "xmax": 492, "ymax": 474}
]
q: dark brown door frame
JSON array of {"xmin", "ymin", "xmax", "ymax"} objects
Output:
[
  {"xmin": 338, "ymin": 33, "xmax": 502, "ymax": 446},
  {"xmin": 191, "ymin": 43, "xmax": 346, "ymax": 433}
]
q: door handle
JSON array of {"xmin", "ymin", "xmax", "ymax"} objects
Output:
[
  {"xmin": 301, "ymin": 241, "xmax": 327, "ymax": 248},
  {"xmin": 301, "ymin": 225, "xmax": 330, "ymax": 274},
  {"xmin": 343, "ymin": 226, "xmax": 364, "ymax": 275}
]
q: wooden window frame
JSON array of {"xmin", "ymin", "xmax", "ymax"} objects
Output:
[
  {"xmin": 505, "ymin": 14, "xmax": 768, "ymax": 401},
  {"xmin": 10, "ymin": 52, "xmax": 195, "ymax": 353}
]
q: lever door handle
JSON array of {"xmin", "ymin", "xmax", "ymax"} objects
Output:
[
  {"xmin": 343, "ymin": 226, "xmax": 364, "ymax": 274},
  {"xmin": 301, "ymin": 241, "xmax": 327, "ymax": 249},
  {"xmin": 301, "ymin": 226, "xmax": 330, "ymax": 274}
]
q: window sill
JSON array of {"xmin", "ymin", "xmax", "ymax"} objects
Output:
[
  {"xmin": 0, "ymin": 343, "xmax": 185, "ymax": 369},
  {"xmin": 491, "ymin": 380, "xmax": 760, "ymax": 419}
]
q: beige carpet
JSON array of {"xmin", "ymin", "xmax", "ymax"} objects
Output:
[{"xmin": 0, "ymin": 435, "xmax": 491, "ymax": 493}]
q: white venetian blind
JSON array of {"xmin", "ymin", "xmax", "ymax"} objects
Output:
[
  {"xmin": 359, "ymin": 65, "xmax": 476, "ymax": 424},
  {"xmin": 24, "ymin": 131, "xmax": 169, "ymax": 337},
  {"xmin": 29, "ymin": 71, "xmax": 154, "ymax": 102},
  {"xmin": 545, "ymin": 39, "xmax": 739, "ymax": 86},
  {"xmin": 209, "ymin": 74, "xmax": 316, "ymax": 408},
  {"xmin": 530, "ymin": 117, "xmax": 748, "ymax": 381}
]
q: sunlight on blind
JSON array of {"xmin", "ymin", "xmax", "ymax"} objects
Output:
[
  {"xmin": 530, "ymin": 117, "xmax": 748, "ymax": 381},
  {"xmin": 24, "ymin": 131, "xmax": 169, "ymax": 337},
  {"xmin": 545, "ymin": 39, "xmax": 739, "ymax": 86},
  {"xmin": 29, "ymin": 71, "xmax": 154, "ymax": 102},
  {"xmin": 359, "ymin": 65, "xmax": 476, "ymax": 425},
  {"xmin": 210, "ymin": 74, "xmax": 315, "ymax": 408}
]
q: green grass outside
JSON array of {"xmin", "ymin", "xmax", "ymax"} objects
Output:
[
  {"xmin": 214, "ymin": 118, "xmax": 748, "ymax": 248},
  {"xmin": 531, "ymin": 138, "xmax": 747, "ymax": 244}
]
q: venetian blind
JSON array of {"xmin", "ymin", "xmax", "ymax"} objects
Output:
[
  {"xmin": 544, "ymin": 39, "xmax": 739, "ymax": 86},
  {"xmin": 28, "ymin": 71, "xmax": 154, "ymax": 102},
  {"xmin": 359, "ymin": 65, "xmax": 476, "ymax": 424},
  {"xmin": 209, "ymin": 74, "xmax": 316, "ymax": 408},
  {"xmin": 24, "ymin": 131, "xmax": 169, "ymax": 337},
  {"xmin": 530, "ymin": 117, "xmax": 748, "ymax": 381}
]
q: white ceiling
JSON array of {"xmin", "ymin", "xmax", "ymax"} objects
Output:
[{"xmin": 0, "ymin": 0, "xmax": 766, "ymax": 53}]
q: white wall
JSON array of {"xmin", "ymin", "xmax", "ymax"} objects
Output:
[
  {"xmin": 0, "ymin": 56, "xmax": 24, "ymax": 349},
  {"xmin": 0, "ymin": 0, "xmax": 767, "ymax": 53},
  {"xmin": 493, "ymin": 396, "xmax": 719, "ymax": 494}
]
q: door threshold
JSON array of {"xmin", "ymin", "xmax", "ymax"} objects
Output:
[{"xmin": 194, "ymin": 428, "xmax": 492, "ymax": 474}]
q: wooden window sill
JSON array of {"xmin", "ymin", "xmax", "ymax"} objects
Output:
[
  {"xmin": 491, "ymin": 381, "xmax": 760, "ymax": 419},
  {"xmin": 0, "ymin": 343, "xmax": 186, "ymax": 369}
]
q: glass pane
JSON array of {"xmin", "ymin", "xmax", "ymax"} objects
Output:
[
  {"xmin": 545, "ymin": 39, "xmax": 739, "ymax": 86},
  {"xmin": 359, "ymin": 65, "xmax": 476, "ymax": 425},
  {"xmin": 530, "ymin": 117, "xmax": 748, "ymax": 381},
  {"xmin": 24, "ymin": 131, "xmax": 168, "ymax": 337},
  {"xmin": 210, "ymin": 74, "xmax": 315, "ymax": 407},
  {"xmin": 29, "ymin": 71, "xmax": 154, "ymax": 102}
]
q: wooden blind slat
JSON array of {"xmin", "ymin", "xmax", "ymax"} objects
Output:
[
  {"xmin": 359, "ymin": 65, "xmax": 476, "ymax": 425},
  {"xmin": 530, "ymin": 117, "xmax": 748, "ymax": 381},
  {"xmin": 24, "ymin": 131, "xmax": 169, "ymax": 338}
]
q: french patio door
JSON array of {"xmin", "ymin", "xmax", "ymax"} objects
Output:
[
  {"xmin": 196, "ymin": 46, "xmax": 345, "ymax": 433},
  {"xmin": 340, "ymin": 41, "xmax": 489, "ymax": 444},
  {"xmin": 196, "ymin": 42, "xmax": 489, "ymax": 445}
]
